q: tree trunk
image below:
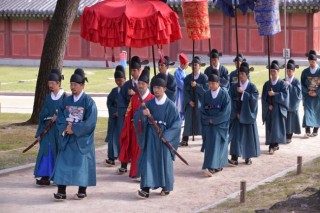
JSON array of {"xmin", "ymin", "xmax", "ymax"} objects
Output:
[{"xmin": 28, "ymin": 0, "xmax": 81, "ymax": 124}]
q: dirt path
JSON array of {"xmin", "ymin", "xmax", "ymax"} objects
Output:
[
  {"xmin": 1, "ymin": 105, "xmax": 320, "ymax": 213},
  {"xmin": 1, "ymin": 135, "xmax": 319, "ymax": 212}
]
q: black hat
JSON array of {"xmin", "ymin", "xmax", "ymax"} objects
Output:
[
  {"xmin": 71, "ymin": 68, "xmax": 88, "ymax": 84},
  {"xmin": 211, "ymin": 49, "xmax": 220, "ymax": 59},
  {"xmin": 151, "ymin": 73, "xmax": 167, "ymax": 87},
  {"xmin": 208, "ymin": 74, "xmax": 220, "ymax": 82},
  {"xmin": 192, "ymin": 56, "xmax": 201, "ymax": 64},
  {"xmin": 239, "ymin": 62, "xmax": 250, "ymax": 75},
  {"xmin": 138, "ymin": 66, "xmax": 150, "ymax": 84},
  {"xmin": 158, "ymin": 56, "xmax": 175, "ymax": 67},
  {"xmin": 287, "ymin": 59, "xmax": 295, "ymax": 66},
  {"xmin": 308, "ymin": 54, "xmax": 317, "ymax": 61},
  {"xmin": 233, "ymin": 53, "xmax": 245, "ymax": 62},
  {"xmin": 270, "ymin": 62, "xmax": 279, "ymax": 70},
  {"xmin": 210, "ymin": 68, "xmax": 220, "ymax": 76},
  {"xmin": 287, "ymin": 63, "xmax": 295, "ymax": 70},
  {"xmin": 114, "ymin": 65, "xmax": 125, "ymax": 78},
  {"xmin": 50, "ymin": 68, "xmax": 64, "ymax": 81},
  {"xmin": 130, "ymin": 56, "xmax": 141, "ymax": 69},
  {"xmin": 47, "ymin": 73, "xmax": 60, "ymax": 82}
]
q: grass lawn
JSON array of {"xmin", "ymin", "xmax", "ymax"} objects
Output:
[
  {"xmin": 0, "ymin": 65, "xmax": 307, "ymax": 95},
  {"xmin": 0, "ymin": 113, "xmax": 108, "ymax": 170}
]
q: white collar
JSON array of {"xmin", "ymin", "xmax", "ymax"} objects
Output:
[
  {"xmin": 271, "ymin": 77, "xmax": 279, "ymax": 85},
  {"xmin": 117, "ymin": 86, "xmax": 121, "ymax": 93},
  {"xmin": 73, "ymin": 91, "xmax": 84, "ymax": 102},
  {"xmin": 194, "ymin": 71, "xmax": 200, "ymax": 80},
  {"xmin": 310, "ymin": 64, "xmax": 319, "ymax": 74},
  {"xmin": 286, "ymin": 76, "xmax": 294, "ymax": 83},
  {"xmin": 132, "ymin": 78, "xmax": 138, "ymax": 86},
  {"xmin": 51, "ymin": 89, "xmax": 64, "ymax": 100},
  {"xmin": 141, "ymin": 89, "xmax": 150, "ymax": 100},
  {"xmin": 212, "ymin": 63, "xmax": 220, "ymax": 70},
  {"xmin": 240, "ymin": 79, "xmax": 249, "ymax": 90},
  {"xmin": 155, "ymin": 93, "xmax": 167, "ymax": 105},
  {"xmin": 211, "ymin": 86, "xmax": 220, "ymax": 99}
]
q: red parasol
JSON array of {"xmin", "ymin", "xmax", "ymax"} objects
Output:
[{"xmin": 80, "ymin": 0, "xmax": 182, "ymax": 48}]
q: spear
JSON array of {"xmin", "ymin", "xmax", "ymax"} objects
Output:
[{"xmin": 134, "ymin": 83, "xmax": 189, "ymax": 166}]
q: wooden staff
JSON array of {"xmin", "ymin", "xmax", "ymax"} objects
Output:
[
  {"xmin": 22, "ymin": 119, "xmax": 55, "ymax": 153},
  {"xmin": 134, "ymin": 84, "xmax": 189, "ymax": 166}
]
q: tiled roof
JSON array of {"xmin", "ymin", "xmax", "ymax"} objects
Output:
[{"xmin": 0, "ymin": 0, "xmax": 319, "ymax": 18}]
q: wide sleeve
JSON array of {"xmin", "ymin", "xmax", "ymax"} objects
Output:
[
  {"xmin": 107, "ymin": 88, "xmax": 118, "ymax": 117},
  {"xmin": 261, "ymin": 82, "xmax": 269, "ymax": 123},
  {"xmin": 35, "ymin": 96, "xmax": 50, "ymax": 137},
  {"xmin": 174, "ymin": 69, "xmax": 184, "ymax": 90},
  {"xmin": 219, "ymin": 66, "xmax": 230, "ymax": 89},
  {"xmin": 133, "ymin": 105, "xmax": 148, "ymax": 150},
  {"xmin": 194, "ymin": 74, "xmax": 209, "ymax": 97},
  {"xmin": 273, "ymin": 81, "xmax": 289, "ymax": 109},
  {"xmin": 165, "ymin": 74, "xmax": 177, "ymax": 101},
  {"xmin": 240, "ymin": 84, "xmax": 259, "ymax": 124},
  {"xmin": 183, "ymin": 75, "xmax": 192, "ymax": 111}
]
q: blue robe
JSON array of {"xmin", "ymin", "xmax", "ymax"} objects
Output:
[
  {"xmin": 105, "ymin": 87, "xmax": 118, "ymax": 143},
  {"xmin": 53, "ymin": 92, "xmax": 97, "ymax": 186},
  {"xmin": 204, "ymin": 65, "xmax": 230, "ymax": 89},
  {"xmin": 261, "ymin": 79, "xmax": 289, "ymax": 144},
  {"xmin": 174, "ymin": 67, "xmax": 187, "ymax": 122},
  {"xmin": 105, "ymin": 87, "xmax": 121, "ymax": 160},
  {"xmin": 34, "ymin": 91, "xmax": 65, "ymax": 177},
  {"xmin": 201, "ymin": 88, "xmax": 231, "ymax": 169},
  {"xmin": 111, "ymin": 79, "xmax": 134, "ymax": 159},
  {"xmin": 285, "ymin": 77, "xmax": 302, "ymax": 134},
  {"xmin": 183, "ymin": 73, "xmax": 209, "ymax": 137},
  {"xmin": 300, "ymin": 66, "xmax": 320, "ymax": 127},
  {"xmin": 229, "ymin": 82, "xmax": 260, "ymax": 159},
  {"xmin": 151, "ymin": 73, "xmax": 177, "ymax": 102},
  {"xmin": 133, "ymin": 97, "xmax": 181, "ymax": 191}
]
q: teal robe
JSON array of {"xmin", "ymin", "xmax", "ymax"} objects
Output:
[
  {"xmin": 34, "ymin": 91, "xmax": 65, "ymax": 177},
  {"xmin": 53, "ymin": 92, "xmax": 97, "ymax": 186},
  {"xmin": 301, "ymin": 66, "xmax": 320, "ymax": 127},
  {"xmin": 201, "ymin": 88, "xmax": 231, "ymax": 169},
  {"xmin": 182, "ymin": 73, "xmax": 209, "ymax": 137},
  {"xmin": 229, "ymin": 82, "xmax": 260, "ymax": 159},
  {"xmin": 285, "ymin": 77, "xmax": 302, "ymax": 134},
  {"xmin": 134, "ymin": 97, "xmax": 181, "ymax": 191},
  {"xmin": 262, "ymin": 79, "xmax": 289, "ymax": 144}
]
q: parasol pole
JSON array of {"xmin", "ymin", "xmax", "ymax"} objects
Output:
[
  {"xmin": 128, "ymin": 47, "xmax": 132, "ymax": 80},
  {"xmin": 208, "ymin": 38, "xmax": 212, "ymax": 64},
  {"xmin": 234, "ymin": 0, "xmax": 240, "ymax": 87},
  {"xmin": 284, "ymin": 0, "xmax": 287, "ymax": 78},
  {"xmin": 267, "ymin": 36, "xmax": 271, "ymax": 88},
  {"xmin": 191, "ymin": 39, "xmax": 195, "ymax": 141},
  {"xmin": 152, "ymin": 46, "xmax": 156, "ymax": 77}
]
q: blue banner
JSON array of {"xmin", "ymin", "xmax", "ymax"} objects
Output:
[{"xmin": 254, "ymin": 0, "xmax": 281, "ymax": 36}]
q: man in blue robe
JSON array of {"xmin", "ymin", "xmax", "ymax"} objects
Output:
[
  {"xmin": 52, "ymin": 68, "xmax": 97, "ymax": 200},
  {"xmin": 229, "ymin": 54, "xmax": 244, "ymax": 87},
  {"xmin": 301, "ymin": 50, "xmax": 320, "ymax": 137},
  {"xmin": 174, "ymin": 53, "xmax": 188, "ymax": 125},
  {"xmin": 134, "ymin": 73, "xmax": 181, "ymax": 199},
  {"xmin": 262, "ymin": 61, "xmax": 289, "ymax": 154},
  {"xmin": 115, "ymin": 56, "xmax": 142, "ymax": 173},
  {"xmin": 150, "ymin": 56, "xmax": 177, "ymax": 102},
  {"xmin": 228, "ymin": 62, "xmax": 260, "ymax": 166},
  {"xmin": 34, "ymin": 68, "xmax": 65, "ymax": 186},
  {"xmin": 204, "ymin": 49, "xmax": 230, "ymax": 90},
  {"xmin": 201, "ymin": 74, "xmax": 231, "ymax": 177},
  {"xmin": 284, "ymin": 60, "xmax": 302, "ymax": 143},
  {"xmin": 180, "ymin": 56, "xmax": 209, "ymax": 147},
  {"xmin": 105, "ymin": 65, "xmax": 126, "ymax": 166}
]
